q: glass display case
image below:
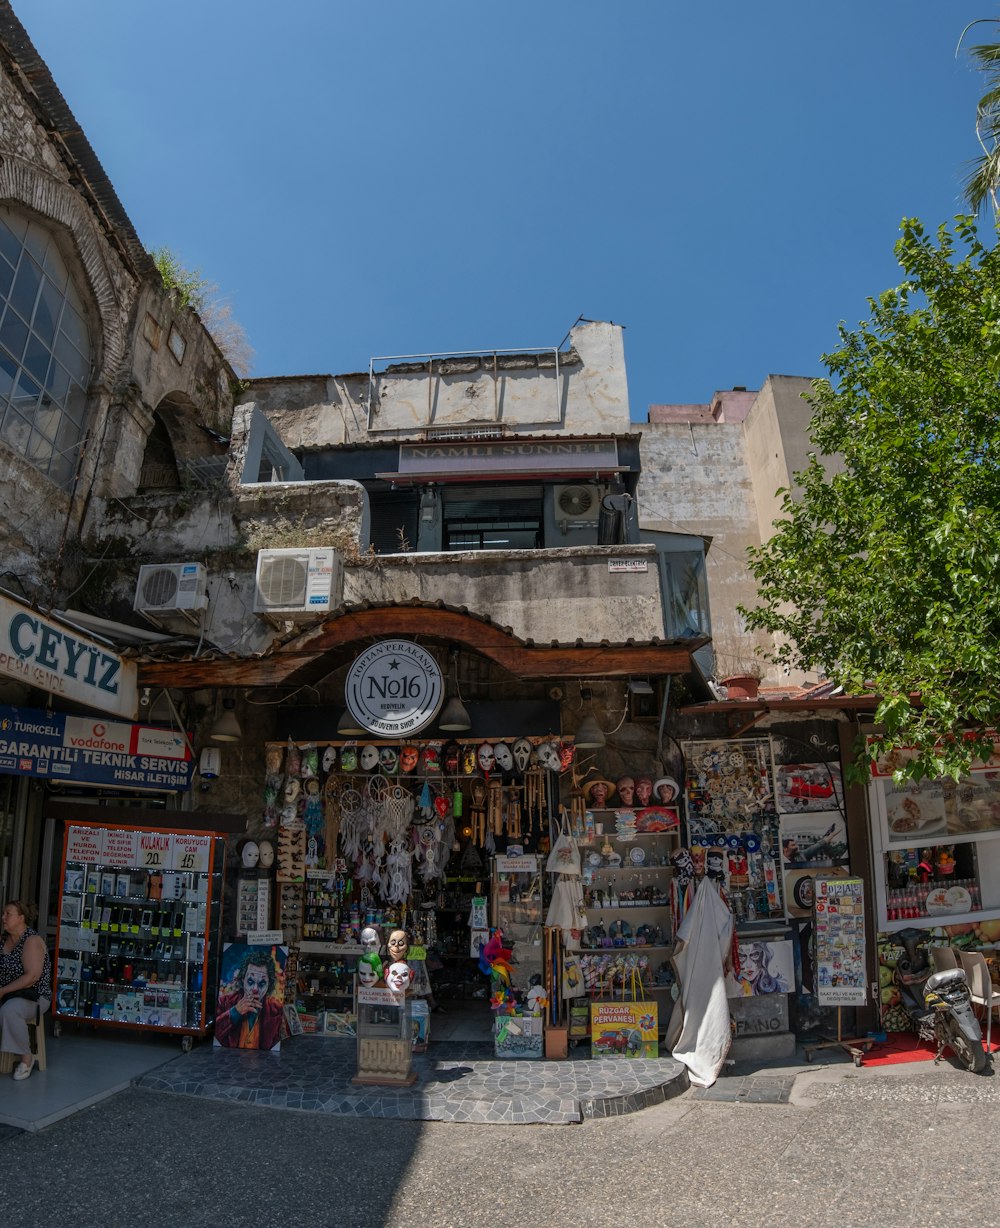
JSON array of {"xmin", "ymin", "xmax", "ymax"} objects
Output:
[
  {"xmin": 490, "ymin": 853, "xmax": 543, "ymax": 991},
  {"xmin": 54, "ymin": 822, "xmax": 225, "ymax": 1048},
  {"xmin": 868, "ymin": 754, "xmax": 1000, "ymax": 933}
]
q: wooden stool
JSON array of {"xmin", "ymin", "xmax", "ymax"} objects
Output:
[{"xmin": 0, "ymin": 1006, "xmax": 47, "ymax": 1073}]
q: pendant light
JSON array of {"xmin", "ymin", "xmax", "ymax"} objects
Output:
[
  {"xmin": 336, "ymin": 708, "xmax": 367, "ymax": 737},
  {"xmin": 210, "ymin": 696, "xmax": 242, "ymax": 743},
  {"xmin": 573, "ymin": 712, "xmax": 606, "ymax": 749},
  {"xmin": 439, "ymin": 648, "xmax": 472, "ymax": 732}
]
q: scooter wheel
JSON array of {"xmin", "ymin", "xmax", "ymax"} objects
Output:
[{"xmin": 942, "ymin": 1016, "xmax": 987, "ymax": 1073}]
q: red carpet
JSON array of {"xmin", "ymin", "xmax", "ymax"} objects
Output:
[{"xmin": 864, "ymin": 1032, "xmax": 999, "ymax": 1066}]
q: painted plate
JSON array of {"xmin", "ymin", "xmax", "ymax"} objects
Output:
[{"xmin": 629, "ymin": 846, "xmax": 646, "ymax": 865}]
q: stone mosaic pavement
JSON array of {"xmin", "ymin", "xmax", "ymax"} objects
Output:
[{"xmin": 136, "ymin": 1037, "xmax": 689, "ymax": 1125}]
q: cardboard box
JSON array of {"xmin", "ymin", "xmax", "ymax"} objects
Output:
[{"xmin": 544, "ymin": 1024, "xmax": 569, "ymax": 1059}]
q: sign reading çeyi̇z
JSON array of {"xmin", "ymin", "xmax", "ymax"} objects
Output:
[{"xmin": 345, "ymin": 639, "xmax": 444, "ymax": 737}]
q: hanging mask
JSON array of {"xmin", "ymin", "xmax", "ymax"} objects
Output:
[
  {"xmin": 322, "ymin": 746, "xmax": 337, "ymax": 773},
  {"xmin": 536, "ymin": 742, "xmax": 561, "ymax": 772},
  {"xmin": 462, "ymin": 746, "xmax": 478, "ymax": 775},
  {"xmin": 258, "ymin": 840, "xmax": 275, "ymax": 869},
  {"xmin": 706, "ymin": 847, "xmax": 726, "ymax": 881},
  {"xmin": 512, "ymin": 738, "xmax": 533, "ymax": 773},
  {"xmin": 493, "ymin": 743, "xmax": 513, "ymax": 772},
  {"xmin": 360, "ymin": 925, "xmax": 382, "ymax": 954},
  {"xmin": 357, "ymin": 953, "xmax": 383, "ymax": 987},
  {"xmin": 399, "ymin": 745, "xmax": 419, "ymax": 773},
  {"xmin": 421, "ymin": 743, "xmax": 441, "ymax": 774},
  {"xmin": 378, "ymin": 745, "xmax": 398, "ymax": 773},
  {"xmin": 443, "ymin": 741, "xmax": 461, "ymax": 774},
  {"xmin": 360, "ymin": 744, "xmax": 379, "ymax": 771},
  {"xmin": 635, "ymin": 776, "xmax": 653, "ymax": 806},
  {"xmin": 340, "ymin": 744, "xmax": 358, "ymax": 772},
  {"xmin": 477, "ymin": 743, "xmax": 495, "ymax": 773},
  {"xmin": 240, "ymin": 840, "xmax": 260, "ymax": 868},
  {"xmin": 284, "ymin": 779, "xmax": 301, "ymax": 804},
  {"xmin": 385, "ymin": 961, "xmax": 413, "ymax": 994},
  {"xmin": 558, "ymin": 742, "xmax": 575, "ymax": 771}
]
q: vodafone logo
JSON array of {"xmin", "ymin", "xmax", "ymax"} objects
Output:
[{"xmin": 93, "ymin": 723, "xmax": 106, "ymax": 737}]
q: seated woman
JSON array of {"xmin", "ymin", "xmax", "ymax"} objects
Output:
[{"xmin": 0, "ymin": 900, "xmax": 52, "ymax": 1081}]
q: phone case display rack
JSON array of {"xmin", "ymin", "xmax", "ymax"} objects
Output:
[{"xmin": 55, "ymin": 822, "xmax": 225, "ymax": 1048}]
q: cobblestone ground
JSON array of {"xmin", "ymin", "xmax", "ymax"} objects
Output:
[{"xmin": 0, "ymin": 1060, "xmax": 995, "ymax": 1228}]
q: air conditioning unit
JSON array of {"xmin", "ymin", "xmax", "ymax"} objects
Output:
[
  {"xmin": 554, "ymin": 484, "xmax": 601, "ymax": 523},
  {"xmin": 253, "ymin": 547, "xmax": 343, "ymax": 623},
  {"xmin": 134, "ymin": 562, "xmax": 208, "ymax": 627}
]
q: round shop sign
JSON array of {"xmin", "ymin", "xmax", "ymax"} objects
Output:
[{"xmin": 345, "ymin": 639, "xmax": 444, "ymax": 737}]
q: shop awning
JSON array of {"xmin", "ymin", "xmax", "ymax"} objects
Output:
[{"xmin": 134, "ymin": 602, "xmax": 710, "ymax": 691}]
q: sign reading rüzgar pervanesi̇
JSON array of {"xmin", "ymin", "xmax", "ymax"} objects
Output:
[{"xmin": 344, "ymin": 640, "xmax": 444, "ymax": 737}]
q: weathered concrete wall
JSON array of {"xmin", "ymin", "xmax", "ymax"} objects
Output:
[
  {"xmin": 240, "ymin": 321, "xmax": 632, "ymax": 449},
  {"xmin": 344, "ymin": 544, "xmax": 664, "ymax": 645},
  {"xmin": 744, "ymin": 375, "xmax": 820, "ymax": 544},
  {"xmin": 637, "ymin": 375, "xmax": 831, "ymax": 684}
]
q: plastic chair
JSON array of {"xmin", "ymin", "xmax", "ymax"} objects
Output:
[
  {"xmin": 930, "ymin": 946, "xmax": 959, "ymax": 972},
  {"xmin": 959, "ymin": 951, "xmax": 1000, "ymax": 1050}
]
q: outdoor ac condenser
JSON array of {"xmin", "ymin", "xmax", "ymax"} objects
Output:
[
  {"xmin": 253, "ymin": 547, "xmax": 343, "ymax": 623},
  {"xmin": 133, "ymin": 562, "xmax": 209, "ymax": 628}
]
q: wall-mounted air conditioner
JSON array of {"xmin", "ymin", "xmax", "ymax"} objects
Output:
[
  {"xmin": 253, "ymin": 547, "xmax": 343, "ymax": 623},
  {"xmin": 554, "ymin": 484, "xmax": 601, "ymax": 523},
  {"xmin": 134, "ymin": 562, "xmax": 208, "ymax": 627}
]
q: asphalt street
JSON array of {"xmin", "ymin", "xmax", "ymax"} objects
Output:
[{"xmin": 0, "ymin": 1059, "xmax": 996, "ymax": 1228}]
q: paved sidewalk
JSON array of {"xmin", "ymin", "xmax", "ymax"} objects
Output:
[{"xmin": 136, "ymin": 1037, "xmax": 690, "ymax": 1124}]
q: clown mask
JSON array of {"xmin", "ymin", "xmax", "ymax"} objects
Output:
[{"xmin": 385, "ymin": 961, "xmax": 413, "ymax": 994}]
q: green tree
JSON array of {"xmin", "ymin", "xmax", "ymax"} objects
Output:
[{"xmin": 742, "ymin": 217, "xmax": 1000, "ymax": 782}]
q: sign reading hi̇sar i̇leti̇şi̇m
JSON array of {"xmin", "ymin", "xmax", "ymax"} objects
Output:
[{"xmin": 344, "ymin": 639, "xmax": 444, "ymax": 737}]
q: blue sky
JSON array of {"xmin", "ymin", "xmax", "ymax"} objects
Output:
[{"xmin": 21, "ymin": 1, "xmax": 993, "ymax": 419}]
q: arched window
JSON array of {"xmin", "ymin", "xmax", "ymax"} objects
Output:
[{"xmin": 0, "ymin": 206, "xmax": 92, "ymax": 488}]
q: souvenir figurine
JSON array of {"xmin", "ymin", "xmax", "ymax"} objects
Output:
[
  {"xmin": 616, "ymin": 776, "xmax": 636, "ymax": 806},
  {"xmin": 585, "ymin": 778, "xmax": 616, "ymax": 808},
  {"xmin": 357, "ymin": 952, "xmax": 383, "ymax": 987},
  {"xmin": 654, "ymin": 776, "xmax": 680, "ymax": 805}
]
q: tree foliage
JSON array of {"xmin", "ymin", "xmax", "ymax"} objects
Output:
[
  {"xmin": 150, "ymin": 246, "xmax": 254, "ymax": 376},
  {"xmin": 742, "ymin": 217, "xmax": 1000, "ymax": 782}
]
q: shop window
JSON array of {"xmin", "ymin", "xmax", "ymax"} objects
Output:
[
  {"xmin": 369, "ymin": 489, "xmax": 420, "ymax": 553},
  {"xmin": 663, "ymin": 549, "xmax": 710, "ymax": 638},
  {"xmin": 0, "ymin": 207, "xmax": 93, "ymax": 489},
  {"xmin": 442, "ymin": 490, "xmax": 543, "ymax": 552}
]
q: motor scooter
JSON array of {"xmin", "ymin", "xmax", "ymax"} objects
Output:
[{"xmin": 894, "ymin": 927, "xmax": 987, "ymax": 1073}]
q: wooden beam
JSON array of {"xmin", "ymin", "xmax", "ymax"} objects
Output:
[{"xmin": 137, "ymin": 606, "xmax": 707, "ymax": 690}]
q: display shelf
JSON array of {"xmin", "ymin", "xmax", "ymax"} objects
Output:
[{"xmin": 55, "ymin": 823, "xmax": 224, "ymax": 1046}]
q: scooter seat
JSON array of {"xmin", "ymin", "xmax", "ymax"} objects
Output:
[{"xmin": 926, "ymin": 968, "xmax": 967, "ymax": 992}]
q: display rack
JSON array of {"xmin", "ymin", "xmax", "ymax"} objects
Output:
[
  {"xmin": 491, "ymin": 854, "xmax": 543, "ymax": 991},
  {"xmin": 54, "ymin": 821, "xmax": 225, "ymax": 1048},
  {"xmin": 572, "ymin": 819, "xmax": 679, "ymax": 1004}
]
